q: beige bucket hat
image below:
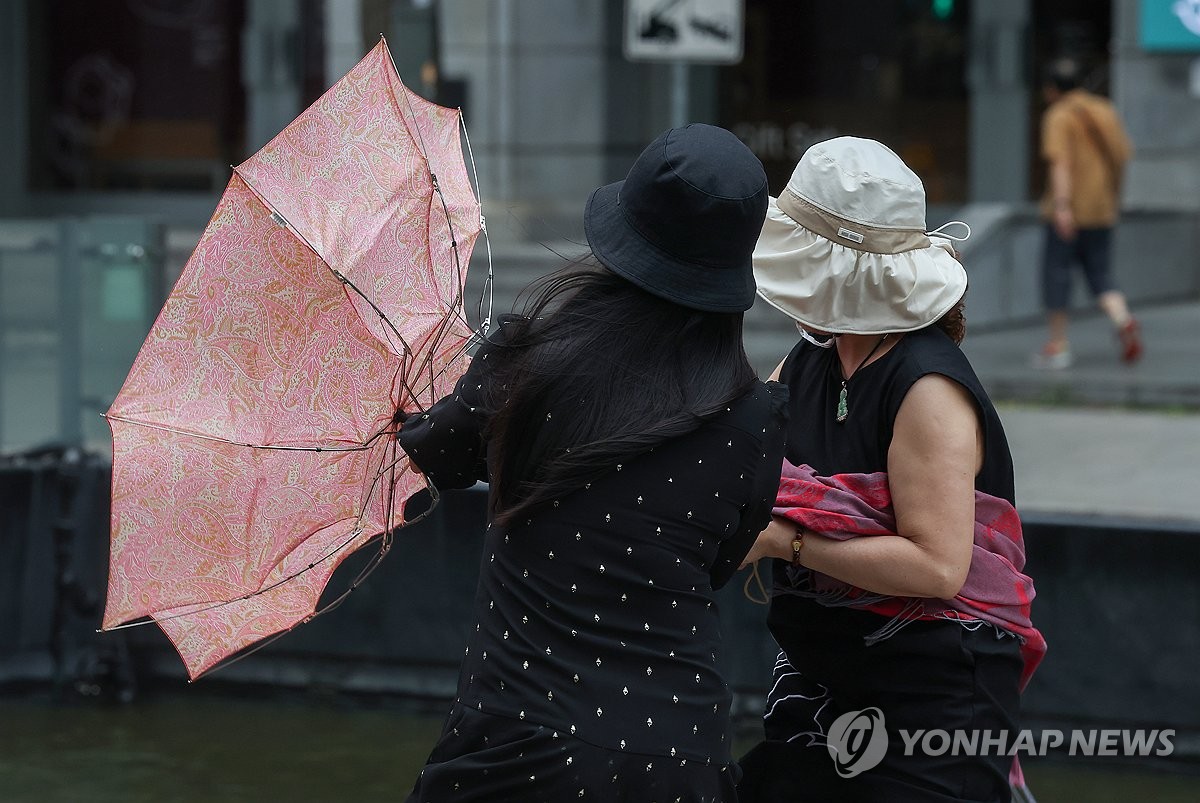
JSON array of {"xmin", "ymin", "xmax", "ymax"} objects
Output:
[{"xmin": 753, "ymin": 136, "xmax": 968, "ymax": 335}]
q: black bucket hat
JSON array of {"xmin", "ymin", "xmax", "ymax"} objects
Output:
[{"xmin": 584, "ymin": 124, "xmax": 768, "ymax": 313}]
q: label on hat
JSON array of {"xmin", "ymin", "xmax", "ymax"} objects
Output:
[{"xmin": 836, "ymin": 227, "xmax": 865, "ymax": 244}]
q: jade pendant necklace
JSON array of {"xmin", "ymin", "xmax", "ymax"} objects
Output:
[{"xmin": 836, "ymin": 334, "xmax": 890, "ymax": 423}]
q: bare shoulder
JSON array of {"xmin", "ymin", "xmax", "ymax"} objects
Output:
[
  {"xmin": 894, "ymin": 374, "xmax": 979, "ymax": 444},
  {"xmin": 892, "ymin": 374, "xmax": 983, "ymax": 473}
]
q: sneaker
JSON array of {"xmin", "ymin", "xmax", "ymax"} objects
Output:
[
  {"xmin": 1118, "ymin": 319, "xmax": 1143, "ymax": 364},
  {"xmin": 1032, "ymin": 342, "xmax": 1072, "ymax": 370}
]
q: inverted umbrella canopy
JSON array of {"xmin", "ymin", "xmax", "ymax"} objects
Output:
[{"xmin": 102, "ymin": 39, "xmax": 482, "ymax": 679}]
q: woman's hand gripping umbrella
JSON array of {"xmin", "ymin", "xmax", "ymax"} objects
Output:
[{"xmin": 100, "ymin": 38, "xmax": 488, "ymax": 679}]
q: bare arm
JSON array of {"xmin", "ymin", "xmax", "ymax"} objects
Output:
[
  {"xmin": 1041, "ymin": 106, "xmax": 1076, "ymax": 240},
  {"xmin": 744, "ymin": 374, "xmax": 980, "ymax": 599},
  {"xmin": 1049, "ymin": 158, "xmax": 1076, "ymax": 240}
]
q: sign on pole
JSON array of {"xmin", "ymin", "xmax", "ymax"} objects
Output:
[
  {"xmin": 1140, "ymin": 0, "xmax": 1200, "ymax": 52},
  {"xmin": 625, "ymin": 0, "xmax": 744, "ymax": 64}
]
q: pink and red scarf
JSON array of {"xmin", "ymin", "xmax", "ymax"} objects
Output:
[{"xmin": 773, "ymin": 461, "xmax": 1046, "ymax": 691}]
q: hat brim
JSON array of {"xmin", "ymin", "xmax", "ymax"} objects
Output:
[
  {"xmin": 584, "ymin": 180, "xmax": 757, "ymax": 313},
  {"xmin": 752, "ymin": 198, "xmax": 968, "ymax": 335}
]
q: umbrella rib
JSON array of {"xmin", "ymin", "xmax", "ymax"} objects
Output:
[
  {"xmin": 106, "ymin": 458, "xmax": 444, "ymax": 675},
  {"xmin": 106, "ymin": 517, "xmax": 374, "ymax": 632},
  {"xmin": 382, "ymin": 35, "xmax": 482, "ymax": 389},
  {"xmin": 230, "ymin": 166, "xmax": 420, "ymax": 364},
  {"xmin": 332, "ymin": 268, "xmax": 418, "ymax": 360},
  {"xmin": 250, "ymin": 419, "xmax": 400, "ymax": 585},
  {"xmin": 236, "ymin": 75, "xmax": 489, "ymax": 415},
  {"xmin": 187, "ymin": 432, "xmax": 436, "ymax": 679},
  {"xmin": 460, "ymin": 115, "xmax": 495, "ymax": 335},
  {"xmin": 249, "ymin": 437, "xmax": 419, "ymax": 596},
  {"xmin": 398, "ymin": 161, "xmax": 478, "ymax": 406},
  {"xmin": 384, "ymin": 37, "xmax": 435, "ymax": 176},
  {"xmin": 380, "ymin": 35, "xmax": 464, "ymax": 358},
  {"xmin": 182, "ymin": 472, "xmax": 447, "ymax": 680},
  {"xmin": 391, "ymin": 329, "xmax": 485, "ymax": 416},
  {"xmin": 104, "ymin": 413, "xmax": 377, "ymax": 453}
]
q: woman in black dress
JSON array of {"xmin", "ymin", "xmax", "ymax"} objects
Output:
[
  {"xmin": 737, "ymin": 137, "xmax": 1031, "ymax": 802},
  {"xmin": 400, "ymin": 124, "xmax": 788, "ymax": 802}
]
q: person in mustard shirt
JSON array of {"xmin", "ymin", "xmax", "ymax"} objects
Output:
[{"xmin": 1035, "ymin": 57, "xmax": 1141, "ymax": 369}]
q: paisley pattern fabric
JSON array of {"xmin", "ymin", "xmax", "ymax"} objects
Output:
[{"xmin": 103, "ymin": 40, "xmax": 481, "ymax": 679}]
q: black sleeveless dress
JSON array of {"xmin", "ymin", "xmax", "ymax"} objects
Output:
[{"xmin": 738, "ymin": 327, "xmax": 1025, "ymax": 803}]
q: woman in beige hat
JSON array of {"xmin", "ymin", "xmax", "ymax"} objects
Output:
[{"xmin": 736, "ymin": 137, "xmax": 1034, "ymax": 802}]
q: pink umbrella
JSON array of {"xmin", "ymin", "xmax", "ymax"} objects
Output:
[{"xmin": 101, "ymin": 38, "xmax": 484, "ymax": 679}]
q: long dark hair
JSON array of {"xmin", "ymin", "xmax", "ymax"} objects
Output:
[{"xmin": 483, "ymin": 257, "xmax": 757, "ymax": 527}]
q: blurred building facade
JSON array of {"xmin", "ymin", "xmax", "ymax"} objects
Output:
[
  {"xmin": 5, "ymin": 1, "xmax": 1200, "ymax": 224},
  {"xmin": 0, "ymin": 0, "xmax": 1199, "ymax": 452}
]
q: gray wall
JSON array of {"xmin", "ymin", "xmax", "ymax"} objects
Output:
[
  {"xmin": 438, "ymin": 0, "xmax": 609, "ymax": 211},
  {"xmin": 967, "ymin": 0, "xmax": 1032, "ymax": 204},
  {"xmin": 1114, "ymin": 0, "xmax": 1200, "ymax": 213}
]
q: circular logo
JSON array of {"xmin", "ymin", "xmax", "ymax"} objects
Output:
[{"xmin": 826, "ymin": 707, "xmax": 888, "ymax": 778}]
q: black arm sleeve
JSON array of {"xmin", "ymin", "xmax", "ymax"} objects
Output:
[
  {"xmin": 709, "ymin": 382, "xmax": 789, "ymax": 590},
  {"xmin": 397, "ymin": 322, "xmax": 516, "ymax": 491}
]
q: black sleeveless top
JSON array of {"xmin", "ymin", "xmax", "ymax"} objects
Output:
[
  {"xmin": 775, "ymin": 326, "xmax": 1014, "ymax": 504},
  {"xmin": 768, "ymin": 325, "xmax": 1016, "ymax": 649}
]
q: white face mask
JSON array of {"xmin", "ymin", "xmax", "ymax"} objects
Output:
[{"xmin": 796, "ymin": 322, "xmax": 835, "ymax": 348}]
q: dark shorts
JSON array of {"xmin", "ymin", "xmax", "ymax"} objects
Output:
[
  {"xmin": 1041, "ymin": 224, "xmax": 1116, "ymax": 311},
  {"xmin": 738, "ymin": 603, "xmax": 1024, "ymax": 803},
  {"xmin": 407, "ymin": 703, "xmax": 739, "ymax": 803}
]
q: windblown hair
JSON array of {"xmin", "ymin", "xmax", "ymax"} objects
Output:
[
  {"xmin": 482, "ymin": 257, "xmax": 757, "ymax": 527},
  {"xmin": 933, "ymin": 250, "xmax": 968, "ymax": 345},
  {"xmin": 934, "ymin": 293, "xmax": 967, "ymax": 345}
]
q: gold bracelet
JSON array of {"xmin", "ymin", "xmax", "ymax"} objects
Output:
[{"xmin": 791, "ymin": 528, "xmax": 805, "ymax": 567}]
